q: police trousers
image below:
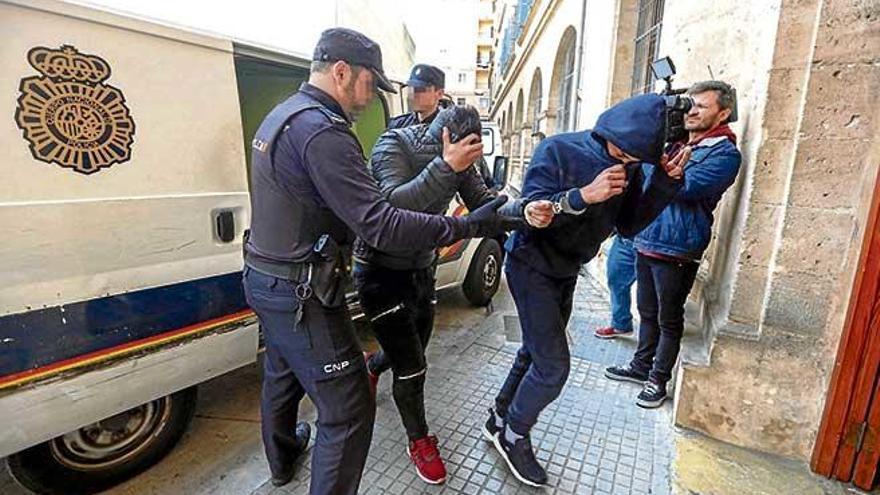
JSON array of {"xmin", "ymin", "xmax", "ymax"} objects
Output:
[
  {"xmin": 243, "ymin": 267, "xmax": 374, "ymax": 495},
  {"xmin": 494, "ymin": 256, "xmax": 577, "ymax": 435},
  {"xmin": 353, "ymin": 262, "xmax": 436, "ymax": 441}
]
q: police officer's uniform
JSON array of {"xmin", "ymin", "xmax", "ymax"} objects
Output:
[
  {"xmin": 243, "ymin": 28, "xmax": 485, "ymax": 494},
  {"xmin": 387, "ymin": 64, "xmax": 445, "ymax": 130}
]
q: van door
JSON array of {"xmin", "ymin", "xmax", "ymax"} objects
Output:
[{"xmin": 0, "ymin": 4, "xmax": 252, "ymax": 391}]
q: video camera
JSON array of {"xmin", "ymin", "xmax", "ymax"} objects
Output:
[{"xmin": 651, "ymin": 57, "xmax": 738, "ymax": 143}]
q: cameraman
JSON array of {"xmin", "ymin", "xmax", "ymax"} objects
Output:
[
  {"xmin": 605, "ymin": 81, "xmax": 742, "ymax": 408},
  {"xmin": 354, "ymin": 105, "xmax": 553, "ymax": 485},
  {"xmin": 483, "ymin": 94, "xmax": 690, "ymax": 487}
]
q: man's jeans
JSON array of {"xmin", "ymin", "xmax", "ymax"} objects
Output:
[
  {"xmin": 495, "ymin": 256, "xmax": 577, "ymax": 435},
  {"xmin": 606, "ymin": 235, "xmax": 637, "ymax": 331},
  {"xmin": 630, "ymin": 254, "xmax": 698, "ymax": 384}
]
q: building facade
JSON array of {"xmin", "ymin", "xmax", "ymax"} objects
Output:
[
  {"xmin": 409, "ymin": 0, "xmax": 494, "ymax": 118},
  {"xmin": 488, "ymin": 0, "xmax": 880, "ymax": 484}
]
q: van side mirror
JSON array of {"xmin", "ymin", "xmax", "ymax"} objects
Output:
[{"xmin": 492, "ymin": 156, "xmax": 509, "ymax": 190}]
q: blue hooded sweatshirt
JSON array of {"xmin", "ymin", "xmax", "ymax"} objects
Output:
[{"xmin": 505, "ymin": 93, "xmax": 682, "ymax": 278}]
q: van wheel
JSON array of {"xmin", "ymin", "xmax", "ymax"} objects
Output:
[
  {"xmin": 7, "ymin": 387, "xmax": 197, "ymax": 495},
  {"xmin": 463, "ymin": 239, "xmax": 502, "ymax": 307}
]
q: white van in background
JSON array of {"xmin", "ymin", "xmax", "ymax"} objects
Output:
[
  {"xmin": 0, "ymin": 2, "xmax": 511, "ymax": 493},
  {"xmin": 0, "ymin": 1, "xmax": 393, "ymax": 493}
]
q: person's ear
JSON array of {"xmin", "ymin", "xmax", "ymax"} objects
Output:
[
  {"xmin": 718, "ymin": 107, "xmax": 732, "ymax": 123},
  {"xmin": 332, "ymin": 61, "xmax": 349, "ymax": 85}
]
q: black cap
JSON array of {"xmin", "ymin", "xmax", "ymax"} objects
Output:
[
  {"xmin": 406, "ymin": 64, "xmax": 445, "ymax": 89},
  {"xmin": 313, "ymin": 27, "xmax": 396, "ymax": 93}
]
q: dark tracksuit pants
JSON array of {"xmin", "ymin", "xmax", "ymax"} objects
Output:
[
  {"xmin": 494, "ymin": 256, "xmax": 578, "ymax": 435},
  {"xmin": 353, "ymin": 262, "xmax": 436, "ymax": 440},
  {"xmin": 243, "ymin": 267, "xmax": 375, "ymax": 495},
  {"xmin": 629, "ymin": 253, "xmax": 699, "ymax": 384}
]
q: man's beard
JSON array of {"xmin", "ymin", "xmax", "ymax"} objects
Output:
[
  {"xmin": 343, "ymin": 81, "xmax": 367, "ymax": 122},
  {"xmin": 685, "ymin": 120, "xmax": 712, "ymax": 132}
]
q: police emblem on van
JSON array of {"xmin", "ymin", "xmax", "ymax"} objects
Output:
[{"xmin": 14, "ymin": 45, "xmax": 135, "ymax": 175}]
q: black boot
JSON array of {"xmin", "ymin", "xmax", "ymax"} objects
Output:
[{"xmin": 271, "ymin": 422, "xmax": 312, "ymax": 487}]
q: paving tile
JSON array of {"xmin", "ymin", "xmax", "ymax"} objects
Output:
[{"xmin": 245, "ymin": 271, "xmax": 674, "ymax": 494}]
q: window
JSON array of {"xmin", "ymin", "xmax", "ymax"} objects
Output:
[
  {"xmin": 457, "ymin": 97, "xmax": 467, "ymax": 106},
  {"xmin": 528, "ymin": 70, "xmax": 543, "ymax": 133},
  {"xmin": 556, "ymin": 38, "xmax": 576, "ymax": 132},
  {"xmin": 631, "ymin": 0, "xmax": 666, "ymax": 95},
  {"xmin": 479, "ymin": 97, "xmax": 491, "ymax": 109},
  {"xmin": 457, "ymin": 73, "xmax": 467, "ymax": 84}
]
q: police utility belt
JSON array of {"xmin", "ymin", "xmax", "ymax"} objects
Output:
[{"xmin": 245, "ymin": 234, "xmax": 349, "ymax": 309}]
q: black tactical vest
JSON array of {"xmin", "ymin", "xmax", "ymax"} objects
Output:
[{"xmin": 245, "ymin": 93, "xmax": 354, "ymax": 266}]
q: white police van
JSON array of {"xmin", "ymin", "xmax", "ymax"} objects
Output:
[{"xmin": 0, "ymin": 1, "xmax": 507, "ymax": 493}]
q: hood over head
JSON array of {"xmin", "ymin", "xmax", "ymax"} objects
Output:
[{"xmin": 592, "ymin": 93, "xmax": 666, "ymax": 165}]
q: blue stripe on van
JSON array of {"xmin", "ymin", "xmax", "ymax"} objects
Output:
[{"xmin": 0, "ymin": 272, "xmax": 248, "ymax": 376}]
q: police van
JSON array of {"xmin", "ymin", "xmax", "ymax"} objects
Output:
[{"xmin": 0, "ymin": 1, "xmax": 507, "ymax": 493}]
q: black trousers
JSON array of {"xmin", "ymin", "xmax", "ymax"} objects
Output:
[
  {"xmin": 629, "ymin": 253, "xmax": 699, "ymax": 384},
  {"xmin": 243, "ymin": 267, "xmax": 374, "ymax": 495},
  {"xmin": 353, "ymin": 262, "xmax": 437, "ymax": 441}
]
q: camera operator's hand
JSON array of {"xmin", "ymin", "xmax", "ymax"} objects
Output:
[
  {"xmin": 465, "ymin": 195, "xmax": 526, "ymax": 237},
  {"xmin": 661, "ymin": 146, "xmax": 691, "ymax": 180},
  {"xmin": 579, "ymin": 164, "xmax": 628, "ymax": 204},
  {"xmin": 525, "ymin": 200, "xmax": 554, "ymax": 228},
  {"xmin": 442, "ymin": 127, "xmax": 483, "ymax": 173}
]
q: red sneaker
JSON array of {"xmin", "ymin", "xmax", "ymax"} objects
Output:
[
  {"xmin": 594, "ymin": 326, "xmax": 634, "ymax": 339},
  {"xmin": 407, "ymin": 435, "xmax": 447, "ymax": 484},
  {"xmin": 363, "ymin": 352, "xmax": 379, "ymax": 398}
]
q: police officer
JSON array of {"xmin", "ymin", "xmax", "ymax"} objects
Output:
[
  {"xmin": 387, "ymin": 64, "xmax": 445, "ymax": 129},
  {"xmin": 242, "ymin": 28, "xmax": 518, "ymax": 495}
]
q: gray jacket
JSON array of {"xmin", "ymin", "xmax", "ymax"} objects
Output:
[{"xmin": 353, "ymin": 124, "xmax": 498, "ymax": 270}]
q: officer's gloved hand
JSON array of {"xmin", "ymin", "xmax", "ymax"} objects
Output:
[{"xmin": 465, "ymin": 195, "xmax": 526, "ymax": 238}]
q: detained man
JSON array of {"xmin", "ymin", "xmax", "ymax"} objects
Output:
[{"xmin": 483, "ymin": 94, "xmax": 691, "ymax": 486}]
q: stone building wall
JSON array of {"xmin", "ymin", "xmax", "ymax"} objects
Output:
[{"xmin": 674, "ymin": 0, "xmax": 880, "ymax": 461}]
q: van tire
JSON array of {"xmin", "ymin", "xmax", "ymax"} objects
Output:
[
  {"xmin": 462, "ymin": 239, "xmax": 503, "ymax": 307},
  {"xmin": 7, "ymin": 387, "xmax": 197, "ymax": 495}
]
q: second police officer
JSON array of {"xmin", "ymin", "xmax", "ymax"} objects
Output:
[{"xmin": 387, "ymin": 63, "xmax": 446, "ymax": 129}]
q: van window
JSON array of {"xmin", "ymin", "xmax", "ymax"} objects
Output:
[
  {"xmin": 234, "ymin": 56, "xmax": 308, "ymax": 171},
  {"xmin": 481, "ymin": 128, "xmax": 495, "ymax": 156},
  {"xmin": 234, "ymin": 55, "xmax": 388, "ymax": 170}
]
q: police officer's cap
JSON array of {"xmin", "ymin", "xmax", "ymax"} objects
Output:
[
  {"xmin": 406, "ymin": 64, "xmax": 445, "ymax": 89},
  {"xmin": 313, "ymin": 27, "xmax": 397, "ymax": 93}
]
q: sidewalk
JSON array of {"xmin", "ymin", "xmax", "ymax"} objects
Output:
[
  {"xmin": 0, "ymin": 265, "xmax": 856, "ymax": 495},
  {"xmin": 13, "ymin": 261, "xmax": 848, "ymax": 495},
  {"xmin": 255, "ymin": 263, "xmax": 857, "ymax": 495},
  {"xmin": 258, "ymin": 265, "xmax": 675, "ymax": 495}
]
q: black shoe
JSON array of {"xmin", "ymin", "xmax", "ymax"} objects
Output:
[
  {"xmin": 491, "ymin": 428, "xmax": 548, "ymax": 487},
  {"xmin": 605, "ymin": 364, "xmax": 649, "ymax": 384},
  {"xmin": 636, "ymin": 380, "xmax": 668, "ymax": 409},
  {"xmin": 271, "ymin": 422, "xmax": 312, "ymax": 487},
  {"xmin": 482, "ymin": 407, "xmax": 503, "ymax": 442}
]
